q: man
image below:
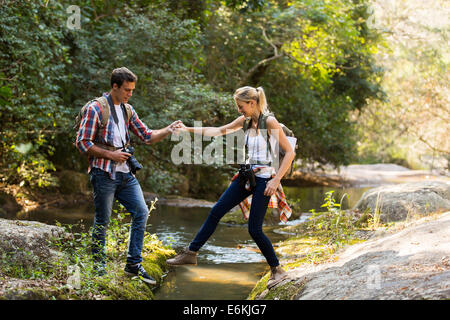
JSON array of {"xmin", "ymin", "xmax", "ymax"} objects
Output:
[{"xmin": 76, "ymin": 67, "xmax": 181, "ymax": 284}]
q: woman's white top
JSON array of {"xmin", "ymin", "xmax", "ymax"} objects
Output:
[{"xmin": 245, "ymin": 128, "xmax": 275, "ymax": 178}]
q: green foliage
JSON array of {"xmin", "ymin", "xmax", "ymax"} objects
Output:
[
  {"xmin": 309, "ymin": 191, "xmax": 354, "ymax": 246},
  {"xmin": 0, "ymin": 0, "xmax": 383, "ymax": 195},
  {"xmin": 48, "ymin": 199, "xmax": 174, "ymax": 299},
  {"xmin": 194, "ymin": 0, "xmax": 384, "ymax": 166},
  {"xmin": 0, "ymin": 0, "xmax": 70, "ymax": 186}
]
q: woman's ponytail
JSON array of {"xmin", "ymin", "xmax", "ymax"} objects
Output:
[{"xmin": 255, "ymin": 87, "xmax": 268, "ymax": 114}]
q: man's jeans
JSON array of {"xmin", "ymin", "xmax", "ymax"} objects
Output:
[
  {"xmin": 189, "ymin": 175, "xmax": 280, "ymax": 267},
  {"xmin": 89, "ymin": 168, "xmax": 149, "ymax": 265}
]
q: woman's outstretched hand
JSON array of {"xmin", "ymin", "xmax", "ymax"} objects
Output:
[
  {"xmin": 168, "ymin": 120, "xmax": 184, "ymax": 133},
  {"xmin": 264, "ymin": 177, "xmax": 280, "ymax": 196}
]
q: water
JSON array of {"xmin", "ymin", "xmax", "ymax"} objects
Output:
[
  {"xmin": 283, "ymin": 185, "xmax": 371, "ymax": 212},
  {"xmin": 151, "ymin": 185, "xmax": 370, "ymax": 300},
  {"xmin": 149, "ymin": 205, "xmax": 288, "ymax": 299},
  {"xmin": 0, "ymin": 185, "xmax": 369, "ymax": 299}
]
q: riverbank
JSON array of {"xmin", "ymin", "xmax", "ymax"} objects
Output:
[
  {"xmin": 0, "ymin": 210, "xmax": 175, "ymax": 300},
  {"xmin": 1, "ymin": 164, "xmax": 447, "ymax": 216},
  {"xmin": 247, "ymin": 179, "xmax": 450, "ymax": 300},
  {"xmin": 284, "ymin": 163, "xmax": 450, "ymax": 188}
]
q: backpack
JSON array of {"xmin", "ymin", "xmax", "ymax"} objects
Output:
[
  {"xmin": 243, "ymin": 113, "xmax": 297, "ymax": 177},
  {"xmin": 74, "ymin": 96, "xmax": 133, "ymax": 142}
]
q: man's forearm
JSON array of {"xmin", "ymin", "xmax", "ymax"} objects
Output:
[
  {"xmin": 146, "ymin": 127, "xmax": 170, "ymax": 144},
  {"xmin": 86, "ymin": 145, "xmax": 132, "ymax": 163},
  {"xmin": 86, "ymin": 145, "xmax": 114, "ymax": 160}
]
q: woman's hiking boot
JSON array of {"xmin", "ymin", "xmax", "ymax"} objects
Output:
[
  {"xmin": 267, "ymin": 265, "xmax": 288, "ymax": 289},
  {"xmin": 166, "ymin": 247, "xmax": 198, "ymax": 266}
]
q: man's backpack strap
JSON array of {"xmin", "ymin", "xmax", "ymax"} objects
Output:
[
  {"xmin": 96, "ymin": 97, "xmax": 132, "ymax": 127},
  {"xmin": 123, "ymin": 103, "xmax": 133, "ymax": 125},
  {"xmin": 96, "ymin": 96, "xmax": 110, "ymax": 128},
  {"xmin": 74, "ymin": 96, "xmax": 109, "ymax": 132}
]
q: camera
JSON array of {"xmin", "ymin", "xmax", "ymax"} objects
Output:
[
  {"xmin": 122, "ymin": 146, "xmax": 143, "ymax": 174},
  {"xmin": 238, "ymin": 164, "xmax": 256, "ymax": 190}
]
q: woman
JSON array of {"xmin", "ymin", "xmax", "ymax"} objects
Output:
[{"xmin": 167, "ymin": 86, "xmax": 296, "ymax": 289}]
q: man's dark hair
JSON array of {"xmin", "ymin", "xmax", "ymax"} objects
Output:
[{"xmin": 111, "ymin": 67, "xmax": 137, "ymax": 88}]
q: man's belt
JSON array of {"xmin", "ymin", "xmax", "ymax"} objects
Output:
[{"xmin": 94, "ymin": 142, "xmax": 129, "ymax": 151}]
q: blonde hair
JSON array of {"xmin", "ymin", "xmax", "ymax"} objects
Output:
[{"xmin": 233, "ymin": 86, "xmax": 269, "ymax": 114}]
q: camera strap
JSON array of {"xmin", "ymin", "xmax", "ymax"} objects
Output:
[
  {"xmin": 244, "ymin": 113, "xmax": 271, "ymax": 166},
  {"xmin": 107, "ymin": 94, "xmax": 129, "ymax": 148}
]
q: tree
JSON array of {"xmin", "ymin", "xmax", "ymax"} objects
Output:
[
  {"xmin": 198, "ymin": 0, "xmax": 383, "ymax": 166},
  {"xmin": 356, "ymin": 0, "xmax": 449, "ymax": 171}
]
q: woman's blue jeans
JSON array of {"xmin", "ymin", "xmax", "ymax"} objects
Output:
[
  {"xmin": 189, "ymin": 175, "xmax": 280, "ymax": 267},
  {"xmin": 89, "ymin": 168, "xmax": 149, "ymax": 265}
]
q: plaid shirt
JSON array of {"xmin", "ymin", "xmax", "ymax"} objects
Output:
[
  {"xmin": 231, "ymin": 171, "xmax": 292, "ymax": 223},
  {"xmin": 76, "ymin": 93, "xmax": 152, "ymax": 179}
]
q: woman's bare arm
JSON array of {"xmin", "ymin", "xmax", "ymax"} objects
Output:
[{"xmin": 181, "ymin": 116, "xmax": 246, "ymax": 137}]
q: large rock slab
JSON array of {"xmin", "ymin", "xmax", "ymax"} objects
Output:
[
  {"xmin": 280, "ymin": 212, "xmax": 450, "ymax": 300},
  {"xmin": 354, "ymin": 181, "xmax": 450, "ymax": 222},
  {"xmin": 0, "ymin": 218, "xmax": 67, "ymax": 269}
]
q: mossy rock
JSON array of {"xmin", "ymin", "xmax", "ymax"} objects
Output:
[
  {"xmin": 248, "ymin": 271, "xmax": 305, "ymax": 300},
  {"xmin": 221, "ymin": 209, "xmax": 247, "ymax": 224},
  {"xmin": 57, "ymin": 170, "xmax": 90, "ymax": 194},
  {"xmin": 0, "ymin": 190, "xmax": 20, "ymax": 214},
  {"xmin": 90, "ymin": 242, "xmax": 175, "ymax": 300}
]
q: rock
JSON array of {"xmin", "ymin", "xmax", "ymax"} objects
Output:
[
  {"xmin": 286, "ymin": 212, "xmax": 450, "ymax": 300},
  {"xmin": 0, "ymin": 278, "xmax": 68, "ymax": 300},
  {"xmin": 143, "ymin": 192, "xmax": 215, "ymax": 208},
  {"xmin": 0, "ymin": 190, "xmax": 21, "ymax": 215},
  {"xmin": 345, "ymin": 164, "xmax": 411, "ymax": 172},
  {"xmin": 287, "ymin": 163, "xmax": 449, "ymax": 188},
  {"xmin": 354, "ymin": 181, "xmax": 450, "ymax": 222},
  {"xmin": 0, "ymin": 218, "xmax": 67, "ymax": 270},
  {"xmin": 171, "ymin": 173, "xmax": 190, "ymax": 197}
]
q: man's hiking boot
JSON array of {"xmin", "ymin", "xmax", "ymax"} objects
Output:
[
  {"xmin": 166, "ymin": 247, "xmax": 197, "ymax": 266},
  {"xmin": 124, "ymin": 263, "xmax": 156, "ymax": 285},
  {"xmin": 267, "ymin": 265, "xmax": 288, "ymax": 289}
]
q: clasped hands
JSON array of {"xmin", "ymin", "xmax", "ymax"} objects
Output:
[{"xmin": 167, "ymin": 120, "xmax": 186, "ymax": 133}]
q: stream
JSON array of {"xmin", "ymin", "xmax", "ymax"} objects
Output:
[{"xmin": 1, "ymin": 185, "xmax": 369, "ymax": 299}]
